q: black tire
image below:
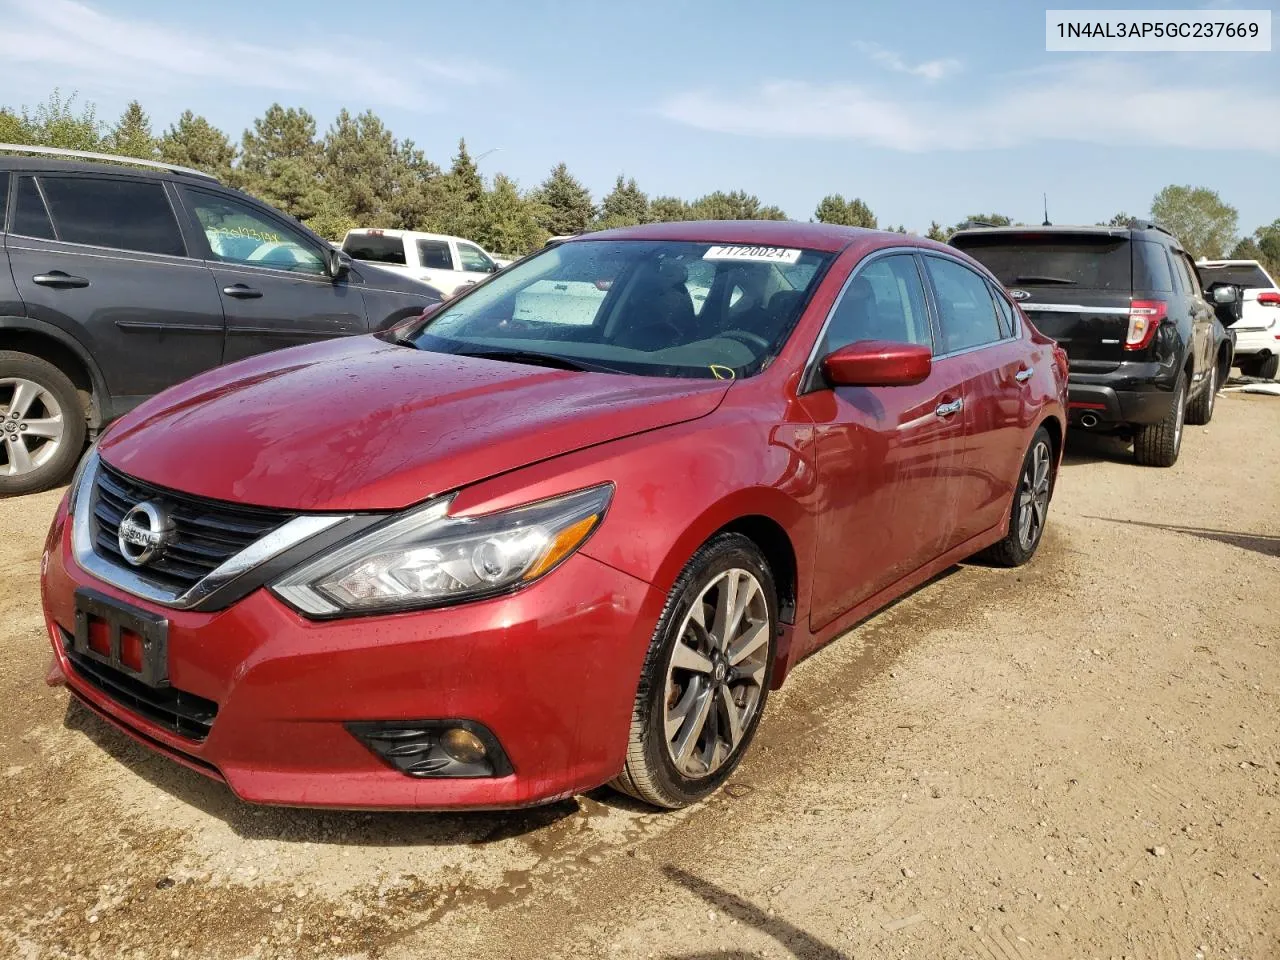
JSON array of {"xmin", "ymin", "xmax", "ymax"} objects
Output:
[
  {"xmin": 611, "ymin": 532, "xmax": 778, "ymax": 809},
  {"xmin": 0, "ymin": 351, "xmax": 87, "ymax": 496},
  {"xmin": 1237, "ymin": 355, "xmax": 1263, "ymax": 379},
  {"xmin": 1133, "ymin": 371, "xmax": 1186, "ymax": 468},
  {"xmin": 1258, "ymin": 354, "xmax": 1280, "ymax": 381},
  {"xmin": 1185, "ymin": 363, "xmax": 1217, "ymax": 426},
  {"xmin": 977, "ymin": 426, "xmax": 1054, "ymax": 567}
]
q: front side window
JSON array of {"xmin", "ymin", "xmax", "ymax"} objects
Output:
[
  {"xmin": 417, "ymin": 239, "xmax": 453, "ymax": 271},
  {"xmin": 12, "ymin": 176, "xmax": 54, "ymax": 240},
  {"xmin": 183, "ymin": 189, "xmax": 324, "ymax": 275},
  {"xmin": 407, "ymin": 239, "xmax": 834, "ymax": 379},
  {"xmin": 822, "ymin": 254, "xmax": 932, "ymax": 353},
  {"xmin": 458, "ymin": 242, "xmax": 495, "ymax": 273},
  {"xmin": 38, "ymin": 177, "xmax": 185, "ymax": 256},
  {"xmin": 925, "ymin": 256, "xmax": 1002, "ymax": 353},
  {"xmin": 343, "ymin": 233, "xmax": 406, "ymax": 265}
]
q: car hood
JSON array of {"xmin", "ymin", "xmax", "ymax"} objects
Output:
[{"xmin": 98, "ymin": 337, "xmax": 731, "ymax": 512}]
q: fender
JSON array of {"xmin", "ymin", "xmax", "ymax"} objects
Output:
[{"xmin": 0, "ymin": 315, "xmax": 110, "ymax": 428}]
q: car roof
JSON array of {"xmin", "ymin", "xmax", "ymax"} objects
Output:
[
  {"xmin": 1197, "ymin": 259, "xmax": 1262, "ymax": 268},
  {"xmin": 578, "ymin": 220, "xmax": 924, "ymax": 254},
  {"xmin": 345, "ymin": 228, "xmax": 466, "ymax": 244},
  {"xmin": 0, "ymin": 155, "xmax": 216, "ymax": 183}
]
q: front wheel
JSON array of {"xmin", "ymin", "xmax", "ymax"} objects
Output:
[
  {"xmin": 0, "ymin": 352, "xmax": 87, "ymax": 496},
  {"xmin": 977, "ymin": 426, "xmax": 1054, "ymax": 567},
  {"xmin": 611, "ymin": 533, "xmax": 777, "ymax": 809}
]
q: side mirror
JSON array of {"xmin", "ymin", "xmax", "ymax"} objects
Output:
[
  {"xmin": 821, "ymin": 340, "xmax": 932, "ymax": 388},
  {"xmin": 325, "ymin": 248, "xmax": 350, "ymax": 281},
  {"xmin": 1205, "ymin": 282, "xmax": 1243, "ymax": 327},
  {"xmin": 1211, "ymin": 284, "xmax": 1238, "ymax": 304}
]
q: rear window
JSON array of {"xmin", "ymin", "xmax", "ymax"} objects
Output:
[
  {"xmin": 343, "ymin": 233, "xmax": 406, "ymax": 265},
  {"xmin": 1197, "ymin": 263, "xmax": 1273, "ymax": 290},
  {"xmin": 39, "ymin": 176, "xmax": 185, "ymax": 256},
  {"xmin": 953, "ymin": 235, "xmax": 1132, "ymax": 291}
]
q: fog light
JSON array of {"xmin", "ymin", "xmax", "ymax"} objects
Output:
[{"xmin": 441, "ymin": 727, "xmax": 487, "ymax": 765}]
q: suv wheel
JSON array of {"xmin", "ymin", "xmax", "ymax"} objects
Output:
[
  {"xmin": 1185, "ymin": 364, "xmax": 1217, "ymax": 426},
  {"xmin": 1133, "ymin": 370, "xmax": 1186, "ymax": 468},
  {"xmin": 0, "ymin": 352, "xmax": 87, "ymax": 496},
  {"xmin": 1258, "ymin": 354, "xmax": 1280, "ymax": 381},
  {"xmin": 611, "ymin": 533, "xmax": 777, "ymax": 809}
]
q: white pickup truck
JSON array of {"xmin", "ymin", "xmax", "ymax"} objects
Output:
[{"xmin": 340, "ymin": 229, "xmax": 512, "ymax": 296}]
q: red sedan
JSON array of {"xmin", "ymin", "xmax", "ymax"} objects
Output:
[{"xmin": 40, "ymin": 221, "xmax": 1067, "ymax": 810}]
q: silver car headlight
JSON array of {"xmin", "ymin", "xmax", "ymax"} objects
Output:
[{"xmin": 271, "ymin": 484, "xmax": 613, "ymax": 617}]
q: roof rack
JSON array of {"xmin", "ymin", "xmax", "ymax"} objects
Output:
[
  {"xmin": 0, "ymin": 143, "xmax": 219, "ymax": 181},
  {"xmin": 1122, "ymin": 218, "xmax": 1174, "ymax": 237},
  {"xmin": 956, "ymin": 219, "xmax": 1002, "ymax": 230}
]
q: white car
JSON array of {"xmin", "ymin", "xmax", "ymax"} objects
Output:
[
  {"xmin": 1198, "ymin": 259, "xmax": 1280, "ymax": 379},
  {"xmin": 340, "ymin": 229, "xmax": 506, "ymax": 296}
]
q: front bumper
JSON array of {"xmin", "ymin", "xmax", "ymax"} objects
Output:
[
  {"xmin": 1066, "ymin": 360, "xmax": 1179, "ymax": 426},
  {"xmin": 41, "ymin": 498, "xmax": 664, "ymax": 809}
]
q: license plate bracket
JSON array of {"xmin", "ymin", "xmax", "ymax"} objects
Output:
[{"xmin": 73, "ymin": 588, "xmax": 170, "ymax": 688}]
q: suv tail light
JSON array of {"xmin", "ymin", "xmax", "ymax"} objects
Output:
[
  {"xmin": 1257, "ymin": 292, "xmax": 1280, "ymax": 306},
  {"xmin": 1125, "ymin": 300, "xmax": 1167, "ymax": 350}
]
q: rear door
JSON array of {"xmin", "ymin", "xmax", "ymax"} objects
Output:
[
  {"xmin": 177, "ymin": 186, "xmax": 367, "ymax": 363},
  {"xmin": 1170, "ymin": 250, "xmax": 1214, "ymax": 380},
  {"xmin": 952, "ymin": 232, "xmax": 1134, "ymax": 375},
  {"xmin": 7, "ymin": 173, "xmax": 224, "ymax": 410},
  {"xmin": 415, "ymin": 237, "xmax": 462, "ymax": 293}
]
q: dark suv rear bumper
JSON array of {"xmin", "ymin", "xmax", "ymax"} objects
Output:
[{"xmin": 1067, "ymin": 361, "xmax": 1179, "ymax": 427}]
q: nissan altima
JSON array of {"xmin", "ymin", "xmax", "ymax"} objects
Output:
[{"xmin": 41, "ymin": 221, "xmax": 1067, "ymax": 810}]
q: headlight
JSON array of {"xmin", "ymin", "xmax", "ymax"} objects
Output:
[{"xmin": 271, "ymin": 484, "xmax": 613, "ymax": 617}]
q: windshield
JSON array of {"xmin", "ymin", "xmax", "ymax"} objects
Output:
[
  {"xmin": 955, "ymin": 236, "xmax": 1131, "ymax": 290},
  {"xmin": 1198, "ymin": 264, "xmax": 1274, "ymax": 290},
  {"xmin": 404, "ymin": 240, "xmax": 833, "ymax": 379}
]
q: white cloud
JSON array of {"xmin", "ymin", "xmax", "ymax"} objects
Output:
[
  {"xmin": 660, "ymin": 60, "xmax": 1280, "ymax": 154},
  {"xmin": 852, "ymin": 41, "xmax": 962, "ymax": 81},
  {"xmin": 0, "ymin": 0, "xmax": 503, "ymax": 112}
]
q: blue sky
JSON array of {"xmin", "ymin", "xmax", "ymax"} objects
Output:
[{"xmin": 2, "ymin": 0, "xmax": 1277, "ymax": 234}]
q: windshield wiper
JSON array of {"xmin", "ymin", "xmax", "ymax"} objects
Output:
[
  {"xmin": 1012, "ymin": 275, "xmax": 1078, "ymax": 285},
  {"xmin": 450, "ymin": 349, "xmax": 626, "ymax": 374}
]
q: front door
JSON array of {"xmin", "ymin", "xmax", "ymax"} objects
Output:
[
  {"xmin": 7, "ymin": 173, "xmax": 224, "ymax": 411},
  {"xmin": 177, "ymin": 187, "xmax": 367, "ymax": 364},
  {"xmin": 799, "ymin": 252, "xmax": 969, "ymax": 631}
]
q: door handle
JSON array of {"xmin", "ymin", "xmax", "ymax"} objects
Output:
[
  {"xmin": 32, "ymin": 272, "xmax": 90, "ymax": 288},
  {"xmin": 935, "ymin": 398, "xmax": 964, "ymax": 418},
  {"xmin": 1015, "ymin": 367, "xmax": 1035, "ymax": 383},
  {"xmin": 222, "ymin": 284, "xmax": 262, "ymax": 299}
]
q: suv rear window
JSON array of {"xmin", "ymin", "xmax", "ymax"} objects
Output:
[
  {"xmin": 39, "ymin": 177, "xmax": 185, "ymax": 256},
  {"xmin": 953, "ymin": 235, "xmax": 1132, "ymax": 291},
  {"xmin": 1197, "ymin": 263, "xmax": 1273, "ymax": 290},
  {"xmin": 343, "ymin": 233, "xmax": 406, "ymax": 265}
]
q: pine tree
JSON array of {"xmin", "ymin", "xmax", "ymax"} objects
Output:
[
  {"xmin": 238, "ymin": 105, "xmax": 328, "ymax": 221},
  {"xmin": 926, "ymin": 221, "xmax": 949, "ymax": 242},
  {"xmin": 596, "ymin": 176, "xmax": 650, "ymax": 229},
  {"xmin": 531, "ymin": 163, "xmax": 595, "ymax": 236},
  {"xmin": 813, "ymin": 194, "xmax": 876, "ymax": 228},
  {"xmin": 108, "ymin": 101, "xmax": 157, "ymax": 160},
  {"xmin": 649, "ymin": 196, "xmax": 692, "ymax": 223},
  {"xmin": 158, "ymin": 111, "xmax": 237, "ymax": 180},
  {"xmin": 689, "ymin": 190, "xmax": 787, "ymax": 221},
  {"xmin": 474, "ymin": 174, "xmax": 546, "ymax": 255}
]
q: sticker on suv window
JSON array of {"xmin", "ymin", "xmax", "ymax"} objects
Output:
[{"xmin": 703, "ymin": 246, "xmax": 802, "ymax": 264}]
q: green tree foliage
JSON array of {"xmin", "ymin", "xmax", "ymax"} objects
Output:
[
  {"xmin": 925, "ymin": 221, "xmax": 949, "ymax": 242},
  {"xmin": 15, "ymin": 89, "xmax": 102, "ymax": 151},
  {"xmin": 475, "ymin": 174, "xmax": 546, "ymax": 255},
  {"xmin": 108, "ymin": 101, "xmax": 157, "ymax": 160},
  {"xmin": 689, "ymin": 190, "xmax": 787, "ymax": 221},
  {"xmin": 158, "ymin": 111, "xmax": 236, "ymax": 180},
  {"xmin": 1248, "ymin": 219, "xmax": 1280, "ymax": 278},
  {"xmin": 1150, "ymin": 185, "xmax": 1238, "ymax": 259},
  {"xmin": 531, "ymin": 163, "xmax": 596, "ymax": 236},
  {"xmin": 320, "ymin": 110, "xmax": 439, "ymax": 233},
  {"xmin": 813, "ymin": 194, "xmax": 876, "ymax": 228},
  {"xmin": 0, "ymin": 110, "xmax": 27, "ymax": 143},
  {"xmin": 596, "ymin": 176, "xmax": 650, "ymax": 229},
  {"xmin": 238, "ymin": 104, "xmax": 327, "ymax": 221},
  {"xmin": 1105, "ymin": 212, "xmax": 1134, "ymax": 227},
  {"xmin": 650, "ymin": 196, "xmax": 693, "ymax": 223},
  {"xmin": 960, "ymin": 213, "xmax": 1013, "ymax": 228}
]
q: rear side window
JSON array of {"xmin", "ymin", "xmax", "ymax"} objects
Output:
[
  {"xmin": 989, "ymin": 282, "xmax": 1017, "ymax": 337},
  {"xmin": 954, "ymin": 235, "xmax": 1132, "ymax": 291},
  {"xmin": 0, "ymin": 172, "xmax": 9, "ymax": 231},
  {"xmin": 12, "ymin": 176, "xmax": 55, "ymax": 240},
  {"xmin": 343, "ymin": 233, "xmax": 406, "ymax": 265},
  {"xmin": 39, "ymin": 177, "xmax": 185, "ymax": 256},
  {"xmin": 417, "ymin": 239, "xmax": 452, "ymax": 270},
  {"xmin": 1171, "ymin": 254, "xmax": 1199, "ymax": 295},
  {"xmin": 925, "ymin": 256, "xmax": 1003, "ymax": 353},
  {"xmin": 1133, "ymin": 240, "xmax": 1174, "ymax": 292}
]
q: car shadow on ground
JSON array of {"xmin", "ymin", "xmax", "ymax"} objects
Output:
[
  {"xmin": 1061, "ymin": 431, "xmax": 1133, "ymax": 466},
  {"xmin": 61, "ymin": 697, "xmax": 583, "ymax": 846},
  {"xmin": 660, "ymin": 866, "xmax": 847, "ymax": 959},
  {"xmin": 1085, "ymin": 517, "xmax": 1280, "ymax": 559}
]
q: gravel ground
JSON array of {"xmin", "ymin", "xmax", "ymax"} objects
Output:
[{"xmin": 1, "ymin": 389, "xmax": 1277, "ymax": 960}]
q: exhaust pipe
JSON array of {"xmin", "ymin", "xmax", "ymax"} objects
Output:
[{"xmin": 1079, "ymin": 413, "xmax": 1099, "ymax": 429}]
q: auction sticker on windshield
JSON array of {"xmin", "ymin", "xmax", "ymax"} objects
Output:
[{"xmin": 703, "ymin": 246, "xmax": 802, "ymax": 264}]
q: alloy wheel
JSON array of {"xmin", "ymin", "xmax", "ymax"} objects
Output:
[
  {"xmin": 1017, "ymin": 439, "xmax": 1052, "ymax": 550},
  {"xmin": 664, "ymin": 568, "xmax": 771, "ymax": 778},
  {"xmin": 0, "ymin": 378, "xmax": 65, "ymax": 478}
]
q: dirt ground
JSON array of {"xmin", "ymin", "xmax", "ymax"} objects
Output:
[{"xmin": 1, "ymin": 388, "xmax": 1278, "ymax": 960}]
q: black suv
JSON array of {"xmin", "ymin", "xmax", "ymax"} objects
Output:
[
  {"xmin": 0, "ymin": 149, "xmax": 443, "ymax": 495},
  {"xmin": 950, "ymin": 222, "xmax": 1237, "ymax": 467}
]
